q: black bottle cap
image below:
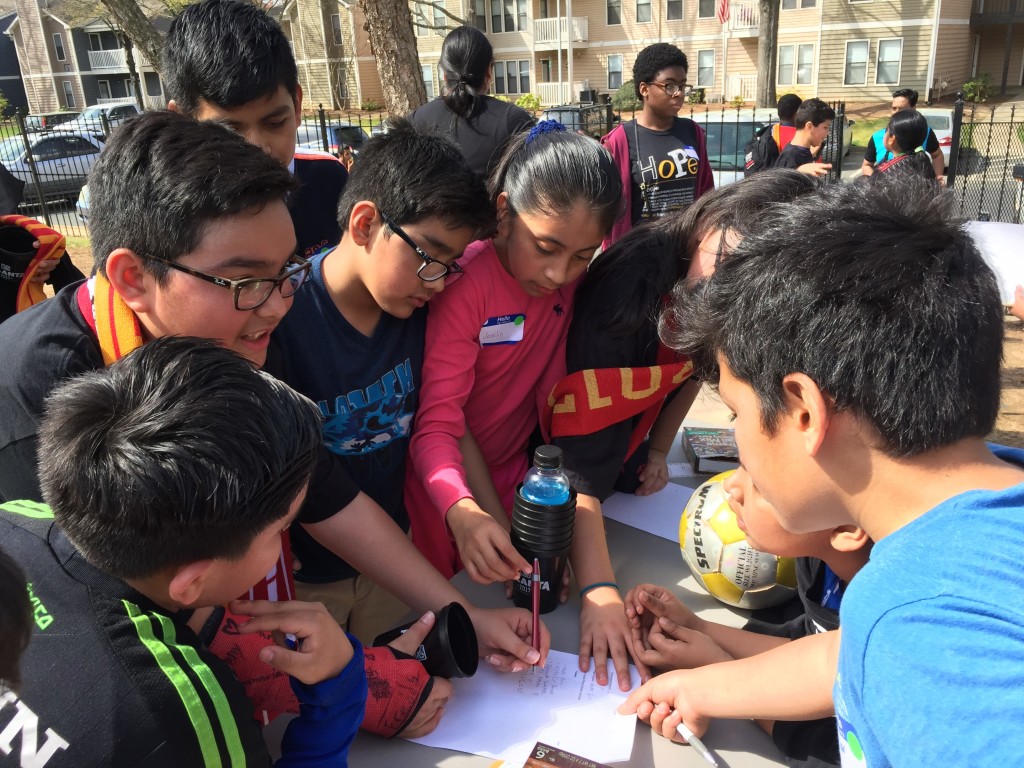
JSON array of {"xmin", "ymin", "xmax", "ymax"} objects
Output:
[{"xmin": 533, "ymin": 444, "xmax": 563, "ymax": 470}]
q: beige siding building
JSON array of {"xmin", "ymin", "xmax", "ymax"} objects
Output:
[{"xmin": 281, "ymin": 1, "xmax": 1023, "ymax": 111}]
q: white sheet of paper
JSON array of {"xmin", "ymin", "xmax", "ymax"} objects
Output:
[
  {"xmin": 600, "ymin": 482, "xmax": 694, "ymax": 543},
  {"xmin": 668, "ymin": 461, "xmax": 697, "ymax": 478},
  {"xmin": 407, "ymin": 649, "xmax": 639, "ymax": 765}
]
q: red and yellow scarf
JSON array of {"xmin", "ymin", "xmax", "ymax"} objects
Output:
[
  {"xmin": 0, "ymin": 215, "xmax": 66, "ymax": 314},
  {"xmin": 544, "ymin": 343, "xmax": 693, "ymax": 461}
]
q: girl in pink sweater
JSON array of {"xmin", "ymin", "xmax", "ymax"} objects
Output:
[{"xmin": 405, "ymin": 120, "xmax": 621, "ymax": 661}]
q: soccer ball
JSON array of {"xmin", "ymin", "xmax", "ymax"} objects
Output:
[{"xmin": 679, "ymin": 471, "xmax": 798, "ymax": 610}]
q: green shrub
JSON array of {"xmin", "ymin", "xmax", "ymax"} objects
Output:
[
  {"xmin": 611, "ymin": 81, "xmax": 642, "ymax": 113},
  {"xmin": 360, "ymin": 100, "xmax": 383, "ymax": 111},
  {"xmin": 962, "ymin": 74, "xmax": 991, "ymax": 104},
  {"xmin": 515, "ymin": 93, "xmax": 541, "ymax": 111},
  {"xmin": 730, "ymin": 95, "xmax": 745, "ymax": 109},
  {"xmin": 688, "ymin": 87, "xmax": 706, "ymax": 104}
]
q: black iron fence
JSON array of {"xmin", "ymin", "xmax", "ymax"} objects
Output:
[
  {"xmin": 297, "ymin": 105, "xmax": 388, "ymax": 161},
  {"xmin": 947, "ymin": 94, "xmax": 1024, "ymax": 224}
]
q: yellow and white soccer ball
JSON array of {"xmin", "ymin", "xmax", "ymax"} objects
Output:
[{"xmin": 679, "ymin": 471, "xmax": 798, "ymax": 610}]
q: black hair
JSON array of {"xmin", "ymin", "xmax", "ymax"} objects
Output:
[
  {"xmin": 89, "ymin": 110, "xmax": 297, "ymax": 280},
  {"xmin": 439, "ymin": 26, "xmax": 493, "ymax": 119},
  {"xmin": 632, "ymin": 43, "xmax": 689, "ymax": 100},
  {"xmin": 662, "ymin": 179, "xmax": 1003, "ymax": 457},
  {"xmin": 0, "ymin": 547, "xmax": 30, "ymax": 690},
  {"xmin": 489, "ymin": 125, "xmax": 622, "ymax": 236},
  {"xmin": 162, "ymin": 0, "xmax": 299, "ymax": 114},
  {"xmin": 337, "ymin": 118, "xmax": 494, "ymax": 235},
  {"xmin": 38, "ymin": 337, "xmax": 322, "ymax": 581},
  {"xmin": 881, "ymin": 110, "xmax": 934, "ymax": 180},
  {"xmin": 582, "ymin": 170, "xmax": 815, "ymax": 337},
  {"xmin": 777, "ymin": 93, "xmax": 803, "ymax": 122},
  {"xmin": 892, "ymin": 88, "xmax": 919, "ymax": 107},
  {"xmin": 794, "ymin": 98, "xmax": 835, "ymax": 128}
]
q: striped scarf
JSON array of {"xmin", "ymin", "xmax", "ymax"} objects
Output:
[{"xmin": 0, "ymin": 215, "xmax": 66, "ymax": 314}]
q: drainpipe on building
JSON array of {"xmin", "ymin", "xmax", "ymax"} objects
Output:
[{"xmin": 925, "ymin": 0, "xmax": 942, "ymax": 104}]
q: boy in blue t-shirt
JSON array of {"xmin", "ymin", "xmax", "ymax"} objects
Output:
[
  {"xmin": 624, "ymin": 465, "xmax": 871, "ymax": 767},
  {"xmin": 269, "ymin": 120, "xmax": 495, "ymax": 647},
  {"xmin": 620, "ymin": 178, "xmax": 1024, "ymax": 767}
]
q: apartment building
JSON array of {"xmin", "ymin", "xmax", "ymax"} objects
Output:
[
  {"xmin": 4, "ymin": 0, "xmax": 166, "ymax": 114},
  {"xmin": 286, "ymin": 0, "xmax": 1022, "ymax": 110}
]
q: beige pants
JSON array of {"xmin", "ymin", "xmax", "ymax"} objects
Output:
[{"xmin": 295, "ymin": 575, "xmax": 411, "ymax": 647}]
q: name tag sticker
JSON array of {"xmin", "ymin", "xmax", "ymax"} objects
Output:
[{"xmin": 479, "ymin": 314, "xmax": 525, "ymax": 346}]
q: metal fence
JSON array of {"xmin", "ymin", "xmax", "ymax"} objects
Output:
[
  {"xmin": 947, "ymin": 95, "xmax": 1024, "ymax": 224},
  {"xmin": 297, "ymin": 105, "xmax": 388, "ymax": 160}
]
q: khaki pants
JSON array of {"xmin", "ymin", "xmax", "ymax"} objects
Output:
[{"xmin": 295, "ymin": 575, "xmax": 410, "ymax": 647}]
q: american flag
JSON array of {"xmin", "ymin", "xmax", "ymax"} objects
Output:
[{"xmin": 716, "ymin": 0, "xmax": 730, "ymax": 23}]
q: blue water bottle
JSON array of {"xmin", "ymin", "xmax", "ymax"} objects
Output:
[{"xmin": 521, "ymin": 445, "xmax": 570, "ymax": 505}]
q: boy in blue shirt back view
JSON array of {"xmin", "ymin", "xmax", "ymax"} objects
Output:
[{"xmin": 621, "ymin": 177, "xmax": 1024, "ymax": 767}]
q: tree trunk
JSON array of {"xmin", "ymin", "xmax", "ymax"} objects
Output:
[
  {"xmin": 98, "ymin": 0, "xmax": 164, "ymax": 75},
  {"xmin": 755, "ymin": 0, "xmax": 779, "ymax": 109},
  {"xmin": 357, "ymin": 0, "xmax": 427, "ymax": 115},
  {"xmin": 117, "ymin": 32, "xmax": 146, "ymax": 111}
]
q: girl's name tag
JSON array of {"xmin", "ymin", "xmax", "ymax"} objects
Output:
[{"xmin": 479, "ymin": 314, "xmax": 526, "ymax": 346}]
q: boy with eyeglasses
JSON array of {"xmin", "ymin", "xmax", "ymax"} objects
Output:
[
  {"xmin": 268, "ymin": 118, "xmax": 497, "ymax": 651},
  {"xmin": 601, "ymin": 42, "xmax": 714, "ymax": 249}
]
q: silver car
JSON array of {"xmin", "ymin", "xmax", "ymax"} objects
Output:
[{"xmin": 0, "ymin": 131, "xmax": 104, "ymax": 204}]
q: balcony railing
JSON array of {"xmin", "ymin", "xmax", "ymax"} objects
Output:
[
  {"xmin": 533, "ymin": 16, "xmax": 588, "ymax": 45},
  {"xmin": 726, "ymin": 74, "xmax": 757, "ymax": 102},
  {"xmin": 727, "ymin": 1, "xmax": 759, "ymax": 32},
  {"xmin": 87, "ymin": 48, "xmax": 153, "ymax": 72},
  {"xmin": 538, "ymin": 82, "xmax": 573, "ymax": 105},
  {"xmin": 96, "ymin": 95, "xmax": 165, "ymax": 109}
]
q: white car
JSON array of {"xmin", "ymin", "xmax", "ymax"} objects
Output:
[
  {"xmin": 0, "ymin": 131, "xmax": 104, "ymax": 204},
  {"xmin": 62, "ymin": 103, "xmax": 141, "ymax": 138},
  {"xmin": 917, "ymin": 107, "xmax": 954, "ymax": 169},
  {"xmin": 688, "ymin": 108, "xmax": 854, "ymax": 187}
]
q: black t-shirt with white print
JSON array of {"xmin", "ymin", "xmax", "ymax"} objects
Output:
[{"xmin": 625, "ymin": 118, "xmax": 703, "ymax": 226}]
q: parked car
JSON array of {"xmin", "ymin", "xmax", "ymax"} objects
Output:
[
  {"xmin": 62, "ymin": 103, "xmax": 142, "ymax": 137},
  {"xmin": 540, "ymin": 103, "xmax": 613, "ymax": 139},
  {"xmin": 689, "ymin": 109, "xmax": 854, "ymax": 186},
  {"xmin": 918, "ymin": 107, "xmax": 954, "ymax": 169},
  {"xmin": 295, "ymin": 121, "xmax": 370, "ymax": 160},
  {"xmin": 23, "ymin": 111, "xmax": 80, "ymax": 134},
  {"xmin": 0, "ymin": 131, "xmax": 105, "ymax": 204},
  {"xmin": 76, "ymin": 183, "xmax": 90, "ymax": 226}
]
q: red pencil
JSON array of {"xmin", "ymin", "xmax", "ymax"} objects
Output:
[{"xmin": 531, "ymin": 557, "xmax": 541, "ymax": 665}]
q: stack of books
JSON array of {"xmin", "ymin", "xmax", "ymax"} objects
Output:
[{"xmin": 681, "ymin": 426, "xmax": 740, "ymax": 474}]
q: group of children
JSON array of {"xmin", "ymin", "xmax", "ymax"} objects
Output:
[{"xmin": 0, "ymin": 4, "xmax": 1021, "ymax": 767}]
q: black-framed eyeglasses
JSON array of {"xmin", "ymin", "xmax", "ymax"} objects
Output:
[
  {"xmin": 647, "ymin": 81, "xmax": 693, "ymax": 98},
  {"xmin": 145, "ymin": 254, "xmax": 311, "ymax": 311},
  {"xmin": 379, "ymin": 210, "xmax": 464, "ymax": 282}
]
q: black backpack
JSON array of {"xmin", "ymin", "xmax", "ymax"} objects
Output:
[{"xmin": 743, "ymin": 123, "xmax": 782, "ymax": 177}]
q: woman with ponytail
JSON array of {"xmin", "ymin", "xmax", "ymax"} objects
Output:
[{"xmin": 410, "ymin": 25, "xmax": 535, "ymax": 179}]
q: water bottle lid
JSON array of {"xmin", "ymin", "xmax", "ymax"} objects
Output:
[{"xmin": 532, "ymin": 444, "xmax": 563, "ymax": 470}]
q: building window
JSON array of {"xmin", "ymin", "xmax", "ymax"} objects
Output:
[
  {"xmin": 62, "ymin": 81, "xmax": 75, "ymax": 108},
  {"xmin": 696, "ymin": 50, "xmax": 714, "ymax": 88},
  {"xmin": 98, "ymin": 80, "xmax": 111, "ymax": 100},
  {"xmin": 493, "ymin": 59, "xmax": 529, "ymax": 94},
  {"xmin": 490, "ymin": 0, "xmax": 516, "ymax": 32},
  {"xmin": 422, "ymin": 64, "xmax": 434, "ymax": 99},
  {"xmin": 541, "ymin": 58, "xmax": 551, "ymax": 82},
  {"xmin": 781, "ymin": 0, "xmax": 816, "ymax": 8},
  {"xmin": 518, "ymin": 0, "xmax": 527, "ymax": 31},
  {"xmin": 607, "ymin": 0, "xmax": 622, "ymax": 25},
  {"xmin": 53, "ymin": 33, "xmax": 66, "ymax": 62},
  {"xmin": 331, "ymin": 14, "xmax": 343, "ymax": 45},
  {"xmin": 698, "ymin": 0, "xmax": 716, "ymax": 17},
  {"xmin": 778, "ymin": 43, "xmax": 814, "ymax": 85},
  {"xmin": 124, "ymin": 77, "xmax": 135, "ymax": 96},
  {"xmin": 844, "ymin": 40, "xmax": 869, "ymax": 85},
  {"xmin": 473, "ymin": 0, "xmax": 487, "ymax": 30},
  {"xmin": 608, "ymin": 54, "xmax": 623, "ymax": 90},
  {"xmin": 88, "ymin": 32, "xmax": 102, "ymax": 51},
  {"xmin": 637, "ymin": 0, "xmax": 652, "ymax": 22},
  {"xmin": 667, "ymin": 0, "xmax": 683, "ymax": 19},
  {"xmin": 876, "ymin": 37, "xmax": 902, "ymax": 85}
]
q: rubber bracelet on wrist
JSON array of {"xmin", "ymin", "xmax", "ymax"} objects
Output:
[{"xmin": 579, "ymin": 582, "xmax": 619, "ymax": 599}]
